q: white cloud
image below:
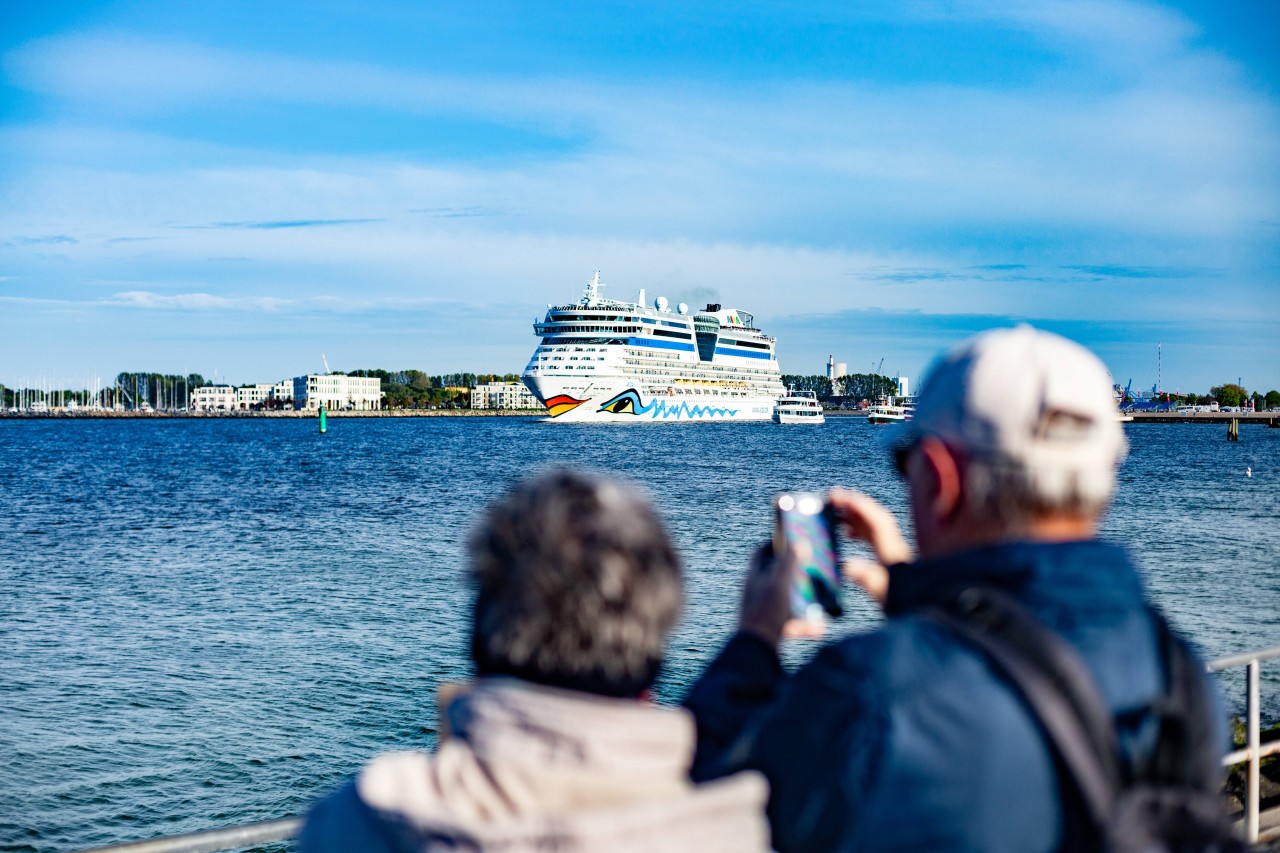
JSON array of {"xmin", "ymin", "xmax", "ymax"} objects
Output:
[
  {"xmin": 109, "ymin": 291, "xmax": 290, "ymax": 311},
  {"xmin": 0, "ymin": 290, "xmax": 470, "ymax": 314}
]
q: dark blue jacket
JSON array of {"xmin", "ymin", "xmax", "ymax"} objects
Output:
[{"xmin": 684, "ymin": 540, "xmax": 1222, "ymax": 853}]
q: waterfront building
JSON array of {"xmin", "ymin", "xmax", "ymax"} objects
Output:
[
  {"xmin": 191, "ymin": 385, "xmax": 235, "ymax": 411},
  {"xmin": 271, "ymin": 380, "xmax": 293, "ymax": 402},
  {"xmin": 472, "ymin": 382, "xmax": 540, "ymax": 410},
  {"xmin": 235, "ymin": 384, "xmax": 275, "ymax": 410},
  {"xmin": 292, "ymin": 374, "xmax": 382, "ymax": 410}
]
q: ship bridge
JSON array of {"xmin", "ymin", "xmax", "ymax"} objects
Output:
[{"xmin": 693, "ymin": 304, "xmax": 774, "ymax": 363}]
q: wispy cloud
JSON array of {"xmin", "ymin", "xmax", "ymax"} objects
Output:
[
  {"xmin": 770, "ymin": 308, "xmax": 1280, "ymax": 392},
  {"xmin": 862, "ymin": 269, "xmax": 970, "ymax": 283},
  {"xmin": 0, "ymin": 290, "xmax": 471, "ymax": 314},
  {"xmin": 5, "ymin": 19, "xmax": 1276, "ymax": 235},
  {"xmin": 2, "ymin": 234, "xmax": 79, "ymax": 247},
  {"xmin": 1062, "ymin": 264, "xmax": 1215, "ymax": 279},
  {"xmin": 410, "ymin": 207, "xmax": 511, "ymax": 219},
  {"xmin": 172, "ymin": 218, "xmax": 384, "ymax": 231}
]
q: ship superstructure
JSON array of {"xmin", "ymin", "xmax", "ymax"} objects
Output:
[{"xmin": 522, "ymin": 272, "xmax": 786, "ymax": 422}]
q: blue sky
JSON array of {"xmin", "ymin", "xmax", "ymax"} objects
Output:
[{"xmin": 2, "ymin": 1, "xmax": 1277, "ymax": 393}]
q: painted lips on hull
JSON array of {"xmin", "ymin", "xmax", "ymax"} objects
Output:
[{"xmin": 544, "ymin": 394, "xmax": 589, "ymax": 417}]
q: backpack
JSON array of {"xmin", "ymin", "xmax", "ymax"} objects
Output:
[{"xmin": 926, "ymin": 587, "xmax": 1244, "ymax": 853}]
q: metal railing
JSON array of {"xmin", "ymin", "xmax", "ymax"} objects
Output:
[
  {"xmin": 1207, "ymin": 645, "xmax": 1280, "ymax": 844},
  {"xmin": 71, "ymin": 817, "xmax": 299, "ymax": 853},
  {"xmin": 69, "ymin": 645, "xmax": 1280, "ymax": 853}
]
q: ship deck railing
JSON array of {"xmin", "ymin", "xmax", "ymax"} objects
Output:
[{"xmin": 69, "ymin": 645, "xmax": 1280, "ymax": 852}]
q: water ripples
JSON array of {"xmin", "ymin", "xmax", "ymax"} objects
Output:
[{"xmin": 1, "ymin": 417, "xmax": 1277, "ymax": 851}]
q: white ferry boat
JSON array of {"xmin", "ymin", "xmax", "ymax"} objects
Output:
[
  {"xmin": 867, "ymin": 398, "xmax": 907, "ymax": 424},
  {"xmin": 522, "ymin": 272, "xmax": 786, "ymax": 422},
  {"xmin": 774, "ymin": 389, "xmax": 825, "ymax": 424}
]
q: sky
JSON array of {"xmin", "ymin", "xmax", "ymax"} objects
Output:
[{"xmin": 1, "ymin": 0, "xmax": 1278, "ymax": 394}]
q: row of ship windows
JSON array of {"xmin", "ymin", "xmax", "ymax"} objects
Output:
[
  {"xmin": 536, "ymin": 325, "xmax": 641, "ymax": 334},
  {"xmin": 549, "ymin": 314, "xmax": 692, "ymax": 330},
  {"xmin": 621, "ymin": 354, "xmax": 779, "ymax": 377},
  {"xmin": 624, "ymin": 377, "xmax": 778, "ymax": 388},
  {"xmin": 549, "ymin": 314, "xmax": 640, "ymax": 322},
  {"xmin": 622, "ymin": 363, "xmax": 770, "ymax": 375},
  {"xmin": 640, "ymin": 387, "xmax": 755, "ymax": 397},
  {"xmin": 542, "ymin": 329, "xmax": 763, "ymax": 346},
  {"xmin": 537, "ymin": 343, "xmax": 770, "ymax": 365}
]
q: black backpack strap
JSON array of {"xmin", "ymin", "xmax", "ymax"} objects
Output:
[
  {"xmin": 1142, "ymin": 611, "xmax": 1222, "ymax": 791},
  {"xmin": 925, "ymin": 588, "xmax": 1123, "ymax": 829}
]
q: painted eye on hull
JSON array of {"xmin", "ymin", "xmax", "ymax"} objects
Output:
[{"xmin": 597, "ymin": 389, "xmax": 645, "ymax": 415}]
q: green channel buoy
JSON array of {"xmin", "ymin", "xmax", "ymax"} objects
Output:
[{"xmin": 319, "ymin": 403, "xmax": 327, "ymax": 434}]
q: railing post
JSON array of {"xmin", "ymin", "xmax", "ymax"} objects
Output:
[{"xmin": 1246, "ymin": 658, "xmax": 1260, "ymax": 844}]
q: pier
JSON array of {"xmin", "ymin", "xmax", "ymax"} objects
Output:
[{"xmin": 1128, "ymin": 411, "xmax": 1279, "ymax": 426}]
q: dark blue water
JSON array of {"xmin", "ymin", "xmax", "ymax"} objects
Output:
[{"xmin": 2, "ymin": 417, "xmax": 1277, "ymax": 851}]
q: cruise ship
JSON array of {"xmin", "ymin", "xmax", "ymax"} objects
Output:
[{"xmin": 522, "ymin": 272, "xmax": 787, "ymax": 422}]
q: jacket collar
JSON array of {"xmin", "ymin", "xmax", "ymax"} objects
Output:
[
  {"xmin": 447, "ymin": 678, "xmax": 695, "ymax": 779},
  {"xmin": 885, "ymin": 539, "xmax": 1144, "ymax": 617}
]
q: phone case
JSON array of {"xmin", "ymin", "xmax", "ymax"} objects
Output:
[{"xmin": 775, "ymin": 493, "xmax": 843, "ymax": 621}]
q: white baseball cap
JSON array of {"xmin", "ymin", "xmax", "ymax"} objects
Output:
[{"xmin": 906, "ymin": 325, "xmax": 1127, "ymax": 479}]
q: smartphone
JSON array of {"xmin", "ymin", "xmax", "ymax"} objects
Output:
[{"xmin": 774, "ymin": 492, "xmax": 843, "ymax": 622}]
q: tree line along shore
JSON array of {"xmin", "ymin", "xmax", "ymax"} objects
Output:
[{"xmin": 4, "ymin": 371, "xmax": 1278, "ymax": 415}]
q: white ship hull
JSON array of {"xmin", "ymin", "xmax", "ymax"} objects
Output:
[{"xmin": 524, "ymin": 376, "xmax": 775, "ymax": 423}]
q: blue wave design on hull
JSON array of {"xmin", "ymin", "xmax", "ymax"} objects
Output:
[
  {"xmin": 597, "ymin": 389, "xmax": 740, "ymax": 420},
  {"xmin": 645, "ymin": 399, "xmax": 740, "ymax": 419}
]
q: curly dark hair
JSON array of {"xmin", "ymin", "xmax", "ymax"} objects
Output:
[{"xmin": 468, "ymin": 469, "xmax": 682, "ymax": 697}]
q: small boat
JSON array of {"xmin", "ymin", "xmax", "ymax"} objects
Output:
[
  {"xmin": 867, "ymin": 397, "xmax": 906, "ymax": 424},
  {"xmin": 774, "ymin": 389, "xmax": 825, "ymax": 424}
]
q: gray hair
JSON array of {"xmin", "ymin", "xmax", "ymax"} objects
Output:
[
  {"xmin": 962, "ymin": 452, "xmax": 1117, "ymax": 530},
  {"xmin": 468, "ymin": 469, "xmax": 682, "ymax": 695}
]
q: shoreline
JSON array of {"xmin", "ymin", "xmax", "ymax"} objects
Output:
[
  {"xmin": 0, "ymin": 409, "xmax": 544, "ymax": 420},
  {"xmin": 824, "ymin": 410, "xmax": 1280, "ymax": 425},
  {"xmin": 2, "ymin": 410, "xmax": 1277, "ymax": 425}
]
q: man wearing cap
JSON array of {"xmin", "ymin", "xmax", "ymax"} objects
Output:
[{"xmin": 684, "ymin": 326, "xmax": 1222, "ymax": 851}]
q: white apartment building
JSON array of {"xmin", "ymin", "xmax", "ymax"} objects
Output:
[
  {"xmin": 271, "ymin": 380, "xmax": 293, "ymax": 402},
  {"xmin": 472, "ymin": 382, "xmax": 540, "ymax": 410},
  {"xmin": 191, "ymin": 385, "xmax": 236, "ymax": 411},
  {"xmin": 235, "ymin": 384, "xmax": 275, "ymax": 409},
  {"xmin": 292, "ymin": 374, "xmax": 382, "ymax": 410}
]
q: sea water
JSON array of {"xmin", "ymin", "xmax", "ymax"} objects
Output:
[{"xmin": 1, "ymin": 417, "xmax": 1277, "ymax": 851}]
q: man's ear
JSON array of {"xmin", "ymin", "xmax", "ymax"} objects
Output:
[{"xmin": 917, "ymin": 437, "xmax": 964, "ymax": 523}]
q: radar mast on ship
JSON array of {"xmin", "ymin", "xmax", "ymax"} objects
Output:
[{"xmin": 583, "ymin": 270, "xmax": 604, "ymax": 306}]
